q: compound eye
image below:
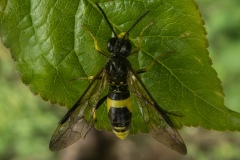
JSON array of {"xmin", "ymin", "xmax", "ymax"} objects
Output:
[
  {"xmin": 120, "ymin": 40, "xmax": 132, "ymax": 56},
  {"xmin": 107, "ymin": 37, "xmax": 117, "ymax": 52}
]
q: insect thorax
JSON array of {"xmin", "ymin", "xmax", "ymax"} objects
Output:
[
  {"xmin": 106, "ymin": 56, "xmax": 131, "ymax": 83},
  {"xmin": 106, "ymin": 56, "xmax": 131, "ymax": 100}
]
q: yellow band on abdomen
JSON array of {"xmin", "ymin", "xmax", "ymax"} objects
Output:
[{"xmin": 107, "ymin": 97, "xmax": 132, "ymax": 112}]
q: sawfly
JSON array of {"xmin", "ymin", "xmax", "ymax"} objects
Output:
[{"xmin": 49, "ymin": 2, "xmax": 187, "ymax": 155}]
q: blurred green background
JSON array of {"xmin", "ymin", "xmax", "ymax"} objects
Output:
[{"xmin": 0, "ymin": 0, "xmax": 240, "ymax": 159}]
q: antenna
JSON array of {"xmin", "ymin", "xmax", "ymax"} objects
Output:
[
  {"xmin": 123, "ymin": 10, "xmax": 150, "ymax": 39},
  {"xmin": 95, "ymin": 2, "xmax": 150, "ymax": 39},
  {"xmin": 95, "ymin": 2, "xmax": 118, "ymax": 38}
]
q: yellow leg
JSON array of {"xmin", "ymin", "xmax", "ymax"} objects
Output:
[
  {"xmin": 69, "ymin": 75, "xmax": 102, "ymax": 83},
  {"xmin": 130, "ymin": 21, "xmax": 155, "ymax": 56},
  {"xmin": 136, "ymin": 55, "xmax": 160, "ymax": 74},
  {"xmin": 82, "ymin": 25, "xmax": 109, "ymax": 57}
]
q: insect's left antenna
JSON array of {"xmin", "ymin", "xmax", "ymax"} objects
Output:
[
  {"xmin": 95, "ymin": 2, "xmax": 118, "ymax": 38},
  {"xmin": 123, "ymin": 10, "xmax": 150, "ymax": 39}
]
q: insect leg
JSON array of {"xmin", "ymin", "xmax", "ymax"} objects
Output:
[
  {"xmin": 82, "ymin": 25, "xmax": 109, "ymax": 58},
  {"xmin": 129, "ymin": 21, "xmax": 155, "ymax": 56},
  {"xmin": 135, "ymin": 50, "xmax": 175, "ymax": 75},
  {"xmin": 59, "ymin": 69, "xmax": 104, "ymax": 125},
  {"xmin": 69, "ymin": 75, "xmax": 102, "ymax": 83},
  {"xmin": 138, "ymin": 21, "xmax": 155, "ymax": 49},
  {"xmin": 92, "ymin": 95, "xmax": 108, "ymax": 121},
  {"xmin": 135, "ymin": 54, "xmax": 161, "ymax": 74},
  {"xmin": 95, "ymin": 95, "xmax": 108, "ymax": 110},
  {"xmin": 130, "ymin": 47, "xmax": 140, "ymax": 55}
]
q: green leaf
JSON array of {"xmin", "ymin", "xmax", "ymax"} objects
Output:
[{"xmin": 1, "ymin": 0, "xmax": 240, "ymax": 133}]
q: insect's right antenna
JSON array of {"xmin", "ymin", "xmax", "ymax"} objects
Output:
[{"xmin": 95, "ymin": 2, "xmax": 118, "ymax": 38}]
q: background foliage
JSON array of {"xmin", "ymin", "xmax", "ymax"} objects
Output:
[{"xmin": 0, "ymin": 0, "xmax": 240, "ymax": 160}]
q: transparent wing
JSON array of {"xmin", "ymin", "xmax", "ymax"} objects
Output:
[
  {"xmin": 49, "ymin": 105, "xmax": 93, "ymax": 151},
  {"xmin": 128, "ymin": 69, "xmax": 187, "ymax": 155},
  {"xmin": 49, "ymin": 69, "xmax": 108, "ymax": 151}
]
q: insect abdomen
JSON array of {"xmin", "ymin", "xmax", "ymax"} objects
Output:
[{"xmin": 107, "ymin": 97, "xmax": 132, "ymax": 139}]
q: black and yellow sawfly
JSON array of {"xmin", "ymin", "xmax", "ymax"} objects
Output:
[{"xmin": 49, "ymin": 2, "xmax": 187, "ymax": 155}]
